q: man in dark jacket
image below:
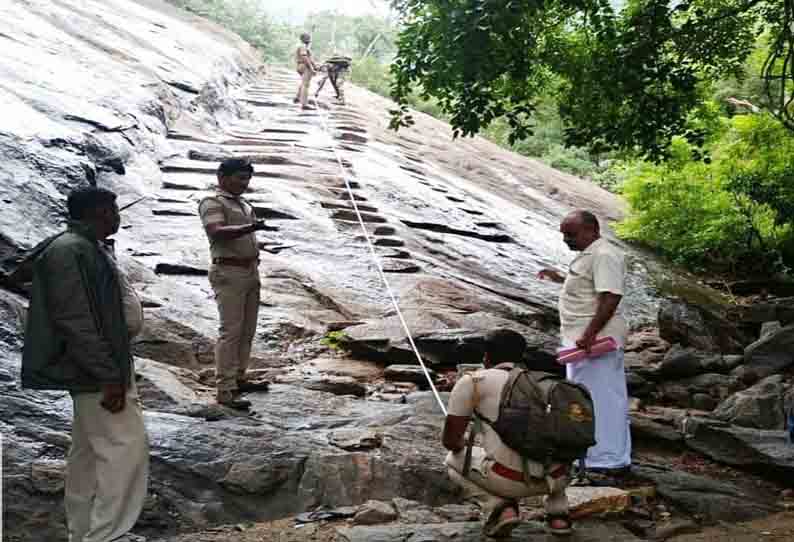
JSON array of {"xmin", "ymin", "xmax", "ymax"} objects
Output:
[{"xmin": 22, "ymin": 187, "xmax": 149, "ymax": 542}]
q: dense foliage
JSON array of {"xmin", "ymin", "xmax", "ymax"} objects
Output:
[
  {"xmin": 390, "ymin": 0, "xmax": 793, "ymax": 161},
  {"xmin": 618, "ymin": 111, "xmax": 794, "ymax": 273}
]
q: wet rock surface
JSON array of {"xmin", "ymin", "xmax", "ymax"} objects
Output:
[{"xmin": 2, "ymin": 1, "xmax": 794, "ymax": 541}]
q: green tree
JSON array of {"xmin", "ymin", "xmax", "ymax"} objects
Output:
[{"xmin": 389, "ymin": 0, "xmax": 793, "ymax": 160}]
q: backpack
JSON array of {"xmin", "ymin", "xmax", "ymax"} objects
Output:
[
  {"xmin": 477, "ymin": 367, "xmax": 596, "ymax": 463},
  {"xmin": 0, "ymin": 233, "xmax": 64, "ymax": 295}
]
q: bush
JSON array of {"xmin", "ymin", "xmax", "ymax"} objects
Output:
[{"xmin": 617, "ymin": 133, "xmax": 790, "ymax": 273}]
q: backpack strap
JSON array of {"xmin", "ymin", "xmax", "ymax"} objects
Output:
[{"xmin": 462, "ymin": 373, "xmax": 481, "ymax": 478}]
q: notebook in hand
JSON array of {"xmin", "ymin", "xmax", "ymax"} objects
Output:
[{"xmin": 556, "ymin": 337, "xmax": 618, "ymax": 364}]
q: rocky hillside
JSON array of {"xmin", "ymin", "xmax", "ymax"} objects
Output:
[{"xmin": 2, "ymin": 1, "xmax": 794, "ymax": 541}]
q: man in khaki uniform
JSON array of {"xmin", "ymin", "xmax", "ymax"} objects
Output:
[
  {"xmin": 199, "ymin": 158, "xmax": 269, "ymax": 410},
  {"xmin": 294, "ymin": 32, "xmax": 318, "ymax": 110},
  {"xmin": 315, "ymin": 55, "xmax": 352, "ymax": 105},
  {"xmin": 442, "ymin": 329, "xmax": 571, "ymax": 537}
]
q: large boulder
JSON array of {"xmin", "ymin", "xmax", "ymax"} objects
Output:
[
  {"xmin": 658, "ymin": 299, "xmax": 749, "ymax": 354},
  {"xmin": 713, "ymin": 375, "xmax": 794, "ymax": 430},
  {"xmin": 632, "ymin": 463, "xmax": 778, "ymax": 523},
  {"xmin": 656, "ymin": 344, "xmax": 708, "ymax": 379},
  {"xmin": 743, "ymin": 323, "xmax": 794, "ymax": 379},
  {"xmin": 682, "ymin": 416, "xmax": 794, "ymax": 475}
]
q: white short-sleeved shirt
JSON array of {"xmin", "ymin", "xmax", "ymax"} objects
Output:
[
  {"xmin": 559, "ymin": 237, "xmax": 628, "ymax": 346},
  {"xmin": 448, "ymin": 368, "xmax": 525, "ymax": 472}
]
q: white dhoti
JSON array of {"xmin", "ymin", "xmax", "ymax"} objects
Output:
[
  {"xmin": 566, "ymin": 349, "xmax": 631, "ymax": 469},
  {"xmin": 66, "ymin": 382, "xmax": 149, "ymax": 542}
]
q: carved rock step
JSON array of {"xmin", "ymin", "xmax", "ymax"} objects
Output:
[
  {"xmin": 376, "ymin": 249, "xmax": 412, "ymax": 260},
  {"xmin": 381, "ymin": 260, "xmax": 420, "ymax": 274},
  {"xmin": 321, "ymin": 202, "xmax": 379, "ymax": 214},
  {"xmin": 160, "ymin": 160, "xmax": 311, "ymax": 182},
  {"xmin": 331, "ymin": 210, "xmax": 387, "ymax": 223},
  {"xmin": 373, "ymin": 238, "xmax": 405, "ymax": 248},
  {"xmin": 187, "ymin": 149, "xmax": 311, "ymax": 167},
  {"xmin": 401, "ymin": 220, "xmax": 515, "ymax": 243}
]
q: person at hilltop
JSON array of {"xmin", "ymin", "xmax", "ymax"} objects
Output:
[
  {"xmin": 198, "ymin": 158, "xmax": 271, "ymax": 410},
  {"xmin": 442, "ymin": 329, "xmax": 575, "ymax": 537},
  {"xmin": 315, "ymin": 55, "xmax": 352, "ymax": 105},
  {"xmin": 294, "ymin": 32, "xmax": 319, "ymax": 110},
  {"xmin": 538, "ymin": 210, "xmax": 632, "ymax": 484},
  {"xmin": 21, "ymin": 187, "xmax": 149, "ymax": 542}
]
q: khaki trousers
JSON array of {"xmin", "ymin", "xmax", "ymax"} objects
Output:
[
  {"xmin": 66, "ymin": 383, "xmax": 149, "ymax": 542},
  {"xmin": 209, "ymin": 264, "xmax": 261, "ymax": 392},
  {"xmin": 296, "ymin": 68, "xmax": 314, "ymax": 107},
  {"xmin": 446, "ymin": 447, "xmax": 568, "ymax": 520}
]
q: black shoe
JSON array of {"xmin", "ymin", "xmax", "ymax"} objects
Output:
[
  {"xmin": 217, "ymin": 391, "xmax": 252, "ymax": 410},
  {"xmin": 236, "ymin": 379, "xmax": 270, "ymax": 393},
  {"xmin": 584, "ymin": 466, "xmax": 631, "ymax": 487}
]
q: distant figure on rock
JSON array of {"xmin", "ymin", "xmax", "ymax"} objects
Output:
[
  {"xmin": 21, "ymin": 187, "xmax": 149, "ymax": 542},
  {"xmin": 294, "ymin": 32, "xmax": 318, "ymax": 110},
  {"xmin": 198, "ymin": 158, "xmax": 270, "ymax": 410},
  {"xmin": 538, "ymin": 210, "xmax": 632, "ymax": 484},
  {"xmin": 442, "ymin": 329, "xmax": 574, "ymax": 537},
  {"xmin": 315, "ymin": 55, "xmax": 352, "ymax": 105}
]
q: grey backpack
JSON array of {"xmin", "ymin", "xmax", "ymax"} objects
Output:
[{"xmin": 478, "ymin": 368, "xmax": 596, "ymax": 463}]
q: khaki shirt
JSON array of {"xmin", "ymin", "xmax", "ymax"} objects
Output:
[
  {"xmin": 448, "ymin": 367, "xmax": 542, "ymax": 475},
  {"xmin": 559, "ymin": 237, "xmax": 627, "ymax": 347},
  {"xmin": 295, "ymin": 45, "xmax": 312, "ymax": 72},
  {"xmin": 198, "ymin": 190, "xmax": 259, "ymax": 260}
]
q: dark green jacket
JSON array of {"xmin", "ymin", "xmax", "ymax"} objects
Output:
[{"xmin": 21, "ymin": 222, "xmax": 132, "ymax": 392}]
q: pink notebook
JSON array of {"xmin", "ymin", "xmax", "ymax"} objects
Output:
[{"xmin": 556, "ymin": 337, "xmax": 618, "ymax": 364}]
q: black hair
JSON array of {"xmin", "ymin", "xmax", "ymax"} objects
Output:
[
  {"xmin": 67, "ymin": 187, "xmax": 117, "ymax": 220},
  {"xmin": 217, "ymin": 158, "xmax": 254, "ymax": 177},
  {"xmin": 483, "ymin": 329, "xmax": 527, "ymax": 363},
  {"xmin": 577, "ymin": 210, "xmax": 600, "ymax": 231}
]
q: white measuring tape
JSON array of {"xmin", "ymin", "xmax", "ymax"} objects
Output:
[{"xmin": 311, "ymin": 96, "xmax": 448, "ymax": 416}]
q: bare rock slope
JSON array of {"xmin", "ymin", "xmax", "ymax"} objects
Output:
[{"xmin": 0, "ymin": 1, "xmax": 680, "ymax": 541}]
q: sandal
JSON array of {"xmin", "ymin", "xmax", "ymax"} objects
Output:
[
  {"xmin": 545, "ymin": 514, "xmax": 573, "ymax": 536},
  {"xmin": 484, "ymin": 501, "xmax": 521, "ymax": 538}
]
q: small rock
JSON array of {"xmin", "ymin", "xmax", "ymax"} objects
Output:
[
  {"xmin": 564, "ymin": 486, "xmax": 631, "ymax": 519},
  {"xmin": 627, "ymin": 373, "xmax": 652, "ymax": 397},
  {"xmin": 731, "ymin": 365, "xmax": 760, "ymax": 386},
  {"xmin": 434, "ymin": 503, "xmax": 480, "ymax": 522},
  {"xmin": 761, "ymin": 321, "xmax": 782, "ymax": 339},
  {"xmin": 30, "ymin": 459, "xmax": 66, "ymax": 494},
  {"xmin": 659, "ymin": 345, "xmax": 704, "ymax": 379},
  {"xmin": 392, "ymin": 497, "xmax": 444, "ymax": 524},
  {"xmin": 691, "ymin": 393, "xmax": 717, "ymax": 411},
  {"xmin": 782, "ymin": 489, "xmax": 794, "ymax": 500},
  {"xmin": 722, "ymin": 355, "xmax": 745, "ymax": 371},
  {"xmin": 384, "ymin": 365, "xmax": 437, "ymax": 388},
  {"xmin": 154, "ymin": 263, "xmax": 208, "ymax": 276},
  {"xmin": 304, "ymin": 376, "xmax": 366, "ymax": 397},
  {"xmin": 629, "ymin": 397, "xmax": 644, "ymax": 412},
  {"xmin": 329, "ymin": 429, "xmax": 383, "ymax": 451},
  {"xmin": 197, "ymin": 367, "xmax": 215, "ymax": 382},
  {"xmin": 353, "ymin": 500, "xmax": 397, "ymax": 526},
  {"xmin": 651, "ymin": 519, "xmax": 699, "ymax": 540}
]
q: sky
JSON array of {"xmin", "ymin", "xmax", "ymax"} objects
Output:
[{"xmin": 262, "ymin": 0, "xmax": 391, "ymax": 23}]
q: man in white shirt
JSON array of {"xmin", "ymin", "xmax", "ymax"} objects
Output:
[
  {"xmin": 442, "ymin": 329, "xmax": 571, "ymax": 537},
  {"xmin": 539, "ymin": 210, "xmax": 632, "ymax": 478}
]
